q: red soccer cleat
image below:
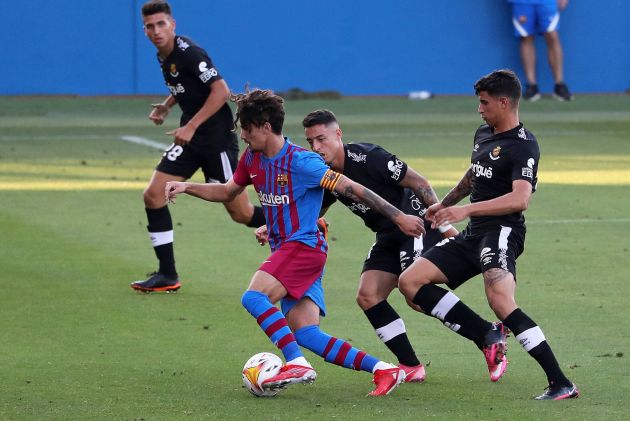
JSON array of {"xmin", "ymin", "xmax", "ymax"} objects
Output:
[
  {"xmin": 399, "ymin": 363, "xmax": 426, "ymax": 383},
  {"xmin": 368, "ymin": 367, "xmax": 406, "ymax": 396},
  {"xmin": 261, "ymin": 364, "xmax": 316, "ymax": 391}
]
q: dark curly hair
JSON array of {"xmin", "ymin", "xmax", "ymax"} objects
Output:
[{"xmin": 231, "ymin": 89, "xmax": 285, "ymax": 135}]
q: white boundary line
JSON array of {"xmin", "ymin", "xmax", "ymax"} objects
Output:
[
  {"xmin": 528, "ymin": 218, "xmax": 630, "ymax": 224},
  {"xmin": 120, "ymin": 135, "xmax": 168, "ymax": 150}
]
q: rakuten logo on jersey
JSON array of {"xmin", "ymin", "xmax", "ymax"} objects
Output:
[
  {"xmin": 388, "ymin": 159, "xmax": 404, "ymax": 180},
  {"xmin": 168, "ymin": 83, "xmax": 185, "ymax": 95},
  {"xmin": 472, "ymin": 161, "xmax": 493, "ymax": 179},
  {"xmin": 258, "ymin": 191, "xmax": 290, "ymax": 206}
]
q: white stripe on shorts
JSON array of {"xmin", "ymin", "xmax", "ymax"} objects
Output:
[
  {"xmin": 149, "ymin": 230, "xmax": 173, "ymax": 247},
  {"xmin": 430, "ymin": 291, "xmax": 459, "ymax": 321},
  {"xmin": 516, "ymin": 326, "xmax": 546, "ymax": 352},
  {"xmin": 413, "ymin": 235, "xmax": 424, "ymax": 257},
  {"xmin": 512, "ymin": 18, "xmax": 529, "ymax": 37},
  {"xmin": 375, "ymin": 318, "xmax": 406, "ymax": 343},
  {"xmin": 498, "ymin": 225, "xmax": 512, "ymax": 250},
  {"xmin": 220, "ymin": 151, "xmax": 233, "ymax": 181},
  {"xmin": 546, "ymin": 13, "xmax": 560, "ymax": 32}
]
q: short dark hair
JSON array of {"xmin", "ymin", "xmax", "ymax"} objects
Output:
[
  {"xmin": 474, "ymin": 69, "xmax": 521, "ymax": 105},
  {"xmin": 232, "ymin": 89, "xmax": 285, "ymax": 135},
  {"xmin": 142, "ymin": 0, "xmax": 172, "ymax": 17},
  {"xmin": 302, "ymin": 109, "xmax": 338, "ymax": 128}
]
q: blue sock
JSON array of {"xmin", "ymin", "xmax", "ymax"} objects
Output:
[
  {"xmin": 294, "ymin": 325, "xmax": 379, "ymax": 373},
  {"xmin": 241, "ymin": 290, "xmax": 302, "ymax": 362}
]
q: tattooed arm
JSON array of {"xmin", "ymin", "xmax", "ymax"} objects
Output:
[
  {"xmin": 441, "ymin": 167, "xmax": 474, "ymax": 207},
  {"xmin": 399, "ymin": 168, "xmax": 440, "ymax": 207},
  {"xmin": 332, "ymin": 174, "xmax": 425, "ymax": 237}
]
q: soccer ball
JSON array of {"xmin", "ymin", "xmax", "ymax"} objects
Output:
[{"xmin": 242, "ymin": 352, "xmax": 283, "ymax": 397}]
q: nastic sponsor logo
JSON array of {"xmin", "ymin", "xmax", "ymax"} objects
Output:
[
  {"xmin": 258, "ymin": 191, "xmax": 289, "ymax": 206},
  {"xmin": 472, "ymin": 161, "xmax": 493, "ymax": 178},
  {"xmin": 347, "ymin": 150, "xmax": 367, "ymax": 163}
]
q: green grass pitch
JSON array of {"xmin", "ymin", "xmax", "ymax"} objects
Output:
[{"xmin": 1, "ymin": 95, "xmax": 629, "ymax": 420}]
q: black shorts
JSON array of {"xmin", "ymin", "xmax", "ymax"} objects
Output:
[
  {"xmin": 422, "ymin": 225, "xmax": 525, "ymax": 290},
  {"xmin": 362, "ymin": 228, "xmax": 443, "ymax": 275},
  {"xmin": 156, "ymin": 131, "xmax": 240, "ymax": 182}
]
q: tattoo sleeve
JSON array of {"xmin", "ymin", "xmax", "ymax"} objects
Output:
[
  {"xmin": 337, "ymin": 177, "xmax": 402, "ymax": 221},
  {"xmin": 441, "ymin": 168, "xmax": 473, "ymax": 207}
]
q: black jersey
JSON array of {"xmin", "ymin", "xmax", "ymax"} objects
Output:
[
  {"xmin": 468, "ymin": 123, "xmax": 540, "ymax": 232},
  {"xmin": 158, "ymin": 35, "xmax": 234, "ymax": 146},
  {"xmin": 321, "ymin": 143, "xmax": 430, "ymax": 233}
]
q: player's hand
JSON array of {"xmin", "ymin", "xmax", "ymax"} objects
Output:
[
  {"xmin": 254, "ymin": 225, "xmax": 269, "ymax": 246},
  {"xmin": 432, "ymin": 206, "xmax": 468, "ymax": 229},
  {"xmin": 149, "ymin": 103, "xmax": 169, "ymax": 125},
  {"xmin": 557, "ymin": 0, "xmax": 568, "ymax": 11},
  {"xmin": 395, "ymin": 214, "xmax": 425, "ymax": 238},
  {"xmin": 426, "ymin": 202, "xmax": 445, "ymax": 222},
  {"xmin": 166, "ymin": 125, "xmax": 194, "ymax": 146},
  {"xmin": 165, "ymin": 181, "xmax": 187, "ymax": 204}
]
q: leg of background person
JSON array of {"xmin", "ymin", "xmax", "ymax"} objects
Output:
[
  {"xmin": 520, "ymin": 35, "xmax": 538, "ymax": 85},
  {"xmin": 143, "ymin": 170, "xmax": 185, "ymax": 279},
  {"xmin": 223, "ymin": 189, "xmax": 266, "ymax": 228},
  {"xmin": 544, "ymin": 31, "xmax": 564, "ymax": 84}
]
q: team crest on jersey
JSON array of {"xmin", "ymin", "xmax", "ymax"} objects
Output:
[
  {"xmin": 489, "ymin": 146, "xmax": 501, "ymax": 161},
  {"xmin": 169, "ymin": 64, "xmax": 179, "ymax": 77},
  {"xmin": 276, "ymin": 173, "xmax": 288, "ymax": 187}
]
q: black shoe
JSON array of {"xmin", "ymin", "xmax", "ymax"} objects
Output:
[
  {"xmin": 552, "ymin": 83, "xmax": 574, "ymax": 101},
  {"xmin": 131, "ymin": 272, "xmax": 181, "ymax": 293},
  {"xmin": 534, "ymin": 382, "xmax": 580, "ymax": 400},
  {"xmin": 523, "ymin": 84, "xmax": 541, "ymax": 102}
]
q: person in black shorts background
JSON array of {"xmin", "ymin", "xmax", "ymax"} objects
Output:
[
  {"xmin": 302, "ymin": 110, "xmax": 510, "ymax": 384},
  {"xmin": 132, "ymin": 0, "xmax": 265, "ymax": 292},
  {"xmin": 398, "ymin": 69, "xmax": 579, "ymax": 400}
]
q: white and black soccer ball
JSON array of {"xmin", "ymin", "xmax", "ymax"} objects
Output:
[{"xmin": 242, "ymin": 352, "xmax": 283, "ymax": 397}]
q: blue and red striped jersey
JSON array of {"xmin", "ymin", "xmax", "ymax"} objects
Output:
[{"xmin": 233, "ymin": 138, "xmax": 339, "ymax": 252}]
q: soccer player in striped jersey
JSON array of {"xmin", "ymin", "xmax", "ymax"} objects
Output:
[{"xmin": 165, "ymin": 89, "xmax": 425, "ymax": 396}]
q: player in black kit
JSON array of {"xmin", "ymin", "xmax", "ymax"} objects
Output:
[
  {"xmin": 132, "ymin": 1, "xmax": 265, "ymax": 292},
  {"xmin": 398, "ymin": 69, "xmax": 579, "ymax": 400},
  {"xmin": 302, "ymin": 109, "xmax": 509, "ymax": 384}
]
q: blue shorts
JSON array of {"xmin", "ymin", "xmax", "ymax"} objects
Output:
[
  {"xmin": 280, "ymin": 276, "xmax": 327, "ymax": 317},
  {"xmin": 511, "ymin": 2, "xmax": 559, "ymax": 37}
]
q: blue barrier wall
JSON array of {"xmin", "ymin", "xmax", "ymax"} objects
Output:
[{"xmin": 2, "ymin": 0, "xmax": 629, "ymax": 95}]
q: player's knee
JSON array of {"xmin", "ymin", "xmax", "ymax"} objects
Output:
[
  {"xmin": 293, "ymin": 325, "xmax": 319, "ymax": 349},
  {"xmin": 398, "ymin": 271, "xmax": 425, "ymax": 300},
  {"xmin": 355, "ymin": 290, "xmax": 378, "ymax": 310},
  {"xmin": 225, "ymin": 205, "xmax": 252, "ymax": 225},
  {"xmin": 143, "ymin": 187, "xmax": 163, "ymax": 208}
]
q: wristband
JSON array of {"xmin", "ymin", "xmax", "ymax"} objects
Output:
[{"xmin": 438, "ymin": 224, "xmax": 453, "ymax": 233}]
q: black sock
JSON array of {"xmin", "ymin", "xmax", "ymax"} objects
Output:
[
  {"xmin": 364, "ymin": 300, "xmax": 420, "ymax": 366},
  {"xmin": 503, "ymin": 308, "xmax": 571, "ymax": 387},
  {"xmin": 246, "ymin": 206, "xmax": 266, "ymax": 228},
  {"xmin": 146, "ymin": 206, "xmax": 177, "ymax": 278},
  {"xmin": 413, "ymin": 284, "xmax": 491, "ymax": 348}
]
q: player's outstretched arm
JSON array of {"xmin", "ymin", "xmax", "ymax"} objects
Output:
[
  {"xmin": 332, "ymin": 175, "xmax": 425, "ymax": 237},
  {"xmin": 165, "ymin": 178, "xmax": 245, "ymax": 204},
  {"xmin": 149, "ymin": 94, "xmax": 176, "ymax": 125}
]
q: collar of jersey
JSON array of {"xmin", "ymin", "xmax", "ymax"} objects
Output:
[{"xmin": 261, "ymin": 137, "xmax": 292, "ymax": 161}]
